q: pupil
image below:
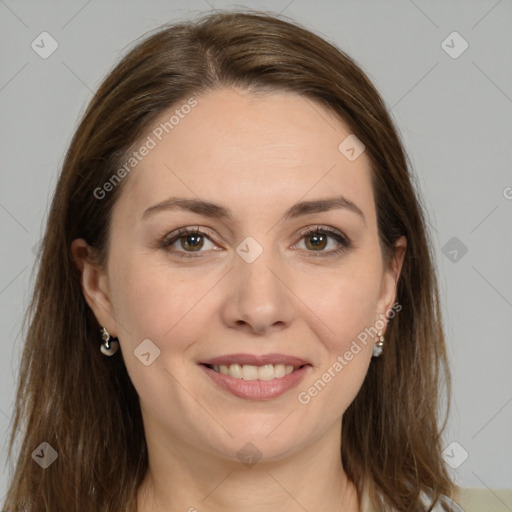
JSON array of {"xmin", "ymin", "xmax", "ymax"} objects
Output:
[
  {"xmin": 183, "ymin": 234, "xmax": 202, "ymax": 251},
  {"xmin": 308, "ymin": 232, "xmax": 326, "ymax": 250}
]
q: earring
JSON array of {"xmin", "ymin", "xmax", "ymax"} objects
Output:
[
  {"xmin": 99, "ymin": 327, "xmax": 120, "ymax": 356},
  {"xmin": 372, "ymin": 331, "xmax": 385, "ymax": 357}
]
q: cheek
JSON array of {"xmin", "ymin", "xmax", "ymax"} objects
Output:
[
  {"xmin": 109, "ymin": 255, "xmax": 210, "ymax": 417},
  {"xmin": 109, "ymin": 249, "xmax": 223, "ymax": 358},
  {"xmin": 302, "ymin": 257, "xmax": 383, "ymax": 348},
  {"xmin": 110, "ymin": 238, "xmax": 384, "ymax": 355},
  {"xmin": 295, "ymin": 273, "xmax": 379, "ymax": 420},
  {"xmin": 292, "ymin": 256, "xmax": 381, "ymax": 411},
  {"xmin": 296, "ymin": 348, "xmax": 372, "ymax": 431},
  {"xmin": 108, "ymin": 253, "xmax": 169, "ymax": 345}
]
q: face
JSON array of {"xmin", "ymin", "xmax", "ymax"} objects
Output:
[{"xmin": 74, "ymin": 87, "xmax": 406, "ymax": 466}]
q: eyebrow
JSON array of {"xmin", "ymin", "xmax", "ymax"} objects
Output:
[{"xmin": 141, "ymin": 195, "xmax": 366, "ymax": 225}]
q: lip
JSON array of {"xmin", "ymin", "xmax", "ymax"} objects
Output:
[
  {"xmin": 199, "ymin": 363, "xmax": 311, "ymax": 400},
  {"xmin": 199, "ymin": 353, "xmax": 310, "ymax": 367}
]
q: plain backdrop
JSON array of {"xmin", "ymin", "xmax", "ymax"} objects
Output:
[{"xmin": 1, "ymin": 0, "xmax": 511, "ymax": 501}]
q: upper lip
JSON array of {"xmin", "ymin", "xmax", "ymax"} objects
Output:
[{"xmin": 200, "ymin": 353, "xmax": 311, "ymax": 367}]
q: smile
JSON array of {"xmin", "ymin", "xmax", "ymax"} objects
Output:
[
  {"xmin": 199, "ymin": 363, "xmax": 311, "ymax": 400},
  {"xmin": 205, "ymin": 363, "xmax": 303, "ymax": 380}
]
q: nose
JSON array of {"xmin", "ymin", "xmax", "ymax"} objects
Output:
[{"xmin": 220, "ymin": 240, "xmax": 297, "ymax": 335}]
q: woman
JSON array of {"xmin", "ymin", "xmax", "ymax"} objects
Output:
[{"xmin": 3, "ymin": 9, "xmax": 464, "ymax": 512}]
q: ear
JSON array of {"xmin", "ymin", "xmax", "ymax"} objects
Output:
[
  {"xmin": 71, "ymin": 238, "xmax": 118, "ymax": 337},
  {"xmin": 376, "ymin": 235, "xmax": 407, "ymax": 334}
]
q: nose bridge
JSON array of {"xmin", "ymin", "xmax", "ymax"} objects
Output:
[
  {"xmin": 236, "ymin": 233, "xmax": 282, "ymax": 299},
  {"xmin": 225, "ymin": 234, "xmax": 294, "ymax": 332}
]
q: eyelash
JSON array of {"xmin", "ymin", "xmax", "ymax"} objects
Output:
[{"xmin": 159, "ymin": 225, "xmax": 352, "ymax": 259}]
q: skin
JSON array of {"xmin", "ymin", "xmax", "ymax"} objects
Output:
[{"xmin": 72, "ymin": 87, "xmax": 406, "ymax": 512}]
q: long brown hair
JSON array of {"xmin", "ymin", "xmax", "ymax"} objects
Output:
[{"xmin": 3, "ymin": 8, "xmax": 460, "ymax": 511}]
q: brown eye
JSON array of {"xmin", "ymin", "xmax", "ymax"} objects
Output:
[
  {"xmin": 296, "ymin": 226, "xmax": 351, "ymax": 257},
  {"xmin": 179, "ymin": 231, "xmax": 204, "ymax": 252},
  {"xmin": 304, "ymin": 231, "xmax": 328, "ymax": 251},
  {"xmin": 161, "ymin": 227, "xmax": 217, "ymax": 258}
]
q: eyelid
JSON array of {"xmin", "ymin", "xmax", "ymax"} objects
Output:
[
  {"xmin": 296, "ymin": 225, "xmax": 348, "ymax": 243},
  {"xmin": 160, "ymin": 224, "xmax": 351, "ymax": 258},
  {"xmin": 160, "ymin": 227, "xmax": 218, "ymax": 256},
  {"xmin": 292, "ymin": 225, "xmax": 352, "ymax": 256}
]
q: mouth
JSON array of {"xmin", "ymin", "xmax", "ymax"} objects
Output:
[
  {"xmin": 198, "ymin": 353, "xmax": 312, "ymax": 400},
  {"xmin": 201, "ymin": 362, "xmax": 308, "ymax": 381}
]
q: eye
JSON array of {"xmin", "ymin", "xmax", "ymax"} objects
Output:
[
  {"xmin": 160, "ymin": 227, "xmax": 218, "ymax": 258},
  {"xmin": 159, "ymin": 225, "xmax": 352, "ymax": 259},
  {"xmin": 294, "ymin": 225, "xmax": 351, "ymax": 257}
]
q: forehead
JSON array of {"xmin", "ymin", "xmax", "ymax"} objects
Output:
[{"xmin": 113, "ymin": 87, "xmax": 375, "ymax": 226}]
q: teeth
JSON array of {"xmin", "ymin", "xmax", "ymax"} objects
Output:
[
  {"xmin": 242, "ymin": 364, "xmax": 258, "ymax": 380},
  {"xmin": 211, "ymin": 363, "xmax": 298, "ymax": 380}
]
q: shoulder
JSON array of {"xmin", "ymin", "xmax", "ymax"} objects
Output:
[
  {"xmin": 360, "ymin": 483, "xmax": 464, "ymax": 512},
  {"xmin": 423, "ymin": 492, "xmax": 465, "ymax": 511},
  {"xmin": 361, "ymin": 488, "xmax": 465, "ymax": 512}
]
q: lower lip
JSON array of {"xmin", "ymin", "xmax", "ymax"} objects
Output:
[{"xmin": 199, "ymin": 364, "xmax": 311, "ymax": 400}]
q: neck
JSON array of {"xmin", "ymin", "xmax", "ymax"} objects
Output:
[{"xmin": 136, "ymin": 419, "xmax": 360, "ymax": 512}]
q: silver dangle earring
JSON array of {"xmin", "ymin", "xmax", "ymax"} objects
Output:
[
  {"xmin": 372, "ymin": 331, "xmax": 385, "ymax": 357},
  {"xmin": 99, "ymin": 327, "xmax": 120, "ymax": 356}
]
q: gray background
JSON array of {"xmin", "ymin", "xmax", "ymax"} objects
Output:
[{"xmin": 1, "ymin": 0, "xmax": 511, "ymax": 501}]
